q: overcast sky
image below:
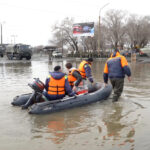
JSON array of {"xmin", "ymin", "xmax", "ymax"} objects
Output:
[{"xmin": 0, "ymin": 0, "xmax": 150, "ymax": 46}]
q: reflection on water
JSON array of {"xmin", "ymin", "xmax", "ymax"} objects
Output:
[
  {"xmin": 101, "ymin": 102, "xmax": 138, "ymax": 150},
  {"xmin": 103, "ymin": 104, "xmax": 127, "ymax": 138},
  {"xmin": 0, "ymin": 61, "xmax": 31, "ymax": 78},
  {"xmin": 0, "ymin": 56, "xmax": 150, "ymax": 150},
  {"xmin": 31, "ymin": 107, "xmax": 93, "ymax": 144},
  {"xmin": 47, "ymin": 118, "xmax": 66, "ymax": 144}
]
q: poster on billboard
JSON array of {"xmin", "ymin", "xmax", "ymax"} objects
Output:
[{"xmin": 73, "ymin": 22, "xmax": 94, "ymax": 37}]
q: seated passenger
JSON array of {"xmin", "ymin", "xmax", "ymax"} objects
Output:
[
  {"xmin": 65, "ymin": 62, "xmax": 82, "ymax": 92},
  {"xmin": 43, "ymin": 65, "xmax": 75, "ymax": 101}
]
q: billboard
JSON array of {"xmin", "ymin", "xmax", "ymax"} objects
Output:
[{"xmin": 73, "ymin": 22, "xmax": 94, "ymax": 37}]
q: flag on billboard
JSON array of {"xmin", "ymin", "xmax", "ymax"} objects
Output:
[{"xmin": 73, "ymin": 22, "xmax": 94, "ymax": 37}]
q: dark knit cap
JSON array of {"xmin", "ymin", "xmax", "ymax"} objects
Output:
[
  {"xmin": 86, "ymin": 57, "xmax": 93, "ymax": 62},
  {"xmin": 115, "ymin": 48, "xmax": 119, "ymax": 52},
  {"xmin": 54, "ymin": 65, "xmax": 61, "ymax": 71}
]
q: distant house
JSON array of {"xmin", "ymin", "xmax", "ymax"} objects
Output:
[
  {"xmin": 43, "ymin": 46, "xmax": 58, "ymax": 52},
  {"xmin": 43, "ymin": 46, "xmax": 59, "ymax": 60}
]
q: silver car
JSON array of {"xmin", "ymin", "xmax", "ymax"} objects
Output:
[{"xmin": 52, "ymin": 51, "xmax": 62, "ymax": 58}]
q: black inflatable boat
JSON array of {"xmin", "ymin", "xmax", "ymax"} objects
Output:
[{"xmin": 11, "ymin": 79, "xmax": 112, "ymax": 114}]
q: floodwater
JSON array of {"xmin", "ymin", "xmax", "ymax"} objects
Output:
[{"xmin": 0, "ymin": 54, "xmax": 150, "ymax": 150}]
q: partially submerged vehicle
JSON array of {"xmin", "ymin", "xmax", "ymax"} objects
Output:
[
  {"xmin": 11, "ymin": 78, "xmax": 112, "ymax": 115},
  {"xmin": 6, "ymin": 44, "xmax": 32, "ymax": 60},
  {"xmin": 52, "ymin": 51, "xmax": 62, "ymax": 58},
  {"xmin": 140, "ymin": 47, "xmax": 150, "ymax": 57}
]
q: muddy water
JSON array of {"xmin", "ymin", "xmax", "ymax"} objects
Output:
[{"xmin": 0, "ymin": 54, "xmax": 150, "ymax": 150}]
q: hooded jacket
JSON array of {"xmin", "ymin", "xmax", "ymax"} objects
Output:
[{"xmin": 43, "ymin": 71, "xmax": 74, "ymax": 100}]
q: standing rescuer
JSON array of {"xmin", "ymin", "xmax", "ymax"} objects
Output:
[
  {"xmin": 65, "ymin": 63, "xmax": 82, "ymax": 92},
  {"xmin": 103, "ymin": 48, "xmax": 131, "ymax": 102},
  {"xmin": 78, "ymin": 58, "xmax": 94, "ymax": 85}
]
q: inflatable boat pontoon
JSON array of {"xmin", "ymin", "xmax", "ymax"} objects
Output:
[{"xmin": 11, "ymin": 79, "xmax": 112, "ymax": 114}]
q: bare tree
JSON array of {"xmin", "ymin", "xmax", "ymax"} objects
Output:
[
  {"xmin": 50, "ymin": 17, "xmax": 79, "ymax": 52},
  {"xmin": 103, "ymin": 9, "xmax": 127, "ymax": 49},
  {"xmin": 126, "ymin": 15, "xmax": 150, "ymax": 48},
  {"xmin": 49, "ymin": 10, "xmax": 150, "ymax": 55}
]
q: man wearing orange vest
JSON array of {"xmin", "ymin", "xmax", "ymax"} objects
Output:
[
  {"xmin": 103, "ymin": 48, "xmax": 131, "ymax": 102},
  {"xmin": 78, "ymin": 58, "xmax": 94, "ymax": 84},
  {"xmin": 43, "ymin": 66, "xmax": 75, "ymax": 100},
  {"xmin": 65, "ymin": 62, "xmax": 82, "ymax": 92}
]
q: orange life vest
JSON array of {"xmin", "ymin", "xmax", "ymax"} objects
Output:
[
  {"xmin": 48, "ymin": 76, "xmax": 66, "ymax": 95},
  {"xmin": 78, "ymin": 60, "xmax": 91, "ymax": 79},
  {"xmin": 68, "ymin": 68, "xmax": 79, "ymax": 87}
]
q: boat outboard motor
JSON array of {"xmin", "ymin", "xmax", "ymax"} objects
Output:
[
  {"xmin": 28, "ymin": 78, "xmax": 45, "ymax": 93},
  {"xmin": 22, "ymin": 78, "xmax": 45, "ymax": 109}
]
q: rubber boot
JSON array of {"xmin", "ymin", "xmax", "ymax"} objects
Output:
[
  {"xmin": 112, "ymin": 96, "xmax": 119, "ymax": 102},
  {"xmin": 22, "ymin": 92, "xmax": 35, "ymax": 109}
]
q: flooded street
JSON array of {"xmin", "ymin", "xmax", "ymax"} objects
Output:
[{"xmin": 0, "ymin": 54, "xmax": 150, "ymax": 150}]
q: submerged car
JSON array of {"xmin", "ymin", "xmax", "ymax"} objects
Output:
[
  {"xmin": 140, "ymin": 47, "xmax": 150, "ymax": 57},
  {"xmin": 52, "ymin": 51, "xmax": 62, "ymax": 58}
]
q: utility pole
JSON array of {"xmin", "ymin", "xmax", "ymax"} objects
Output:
[
  {"xmin": 0, "ymin": 21, "xmax": 6, "ymax": 45},
  {"xmin": 98, "ymin": 3, "xmax": 109, "ymax": 56}
]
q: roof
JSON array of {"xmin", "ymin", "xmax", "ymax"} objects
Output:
[{"xmin": 43, "ymin": 46, "xmax": 58, "ymax": 50}]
